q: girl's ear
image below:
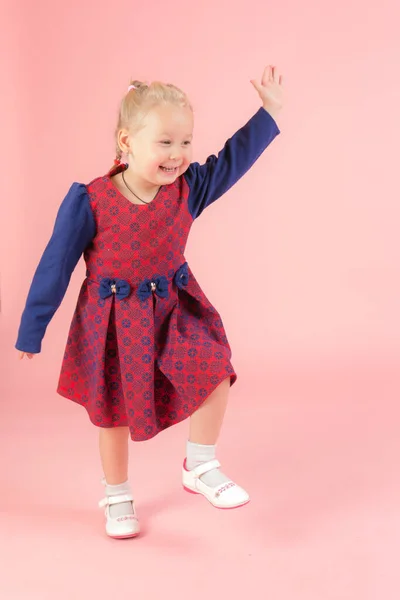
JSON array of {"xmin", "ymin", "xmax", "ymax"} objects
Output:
[{"xmin": 117, "ymin": 129, "xmax": 131, "ymax": 154}]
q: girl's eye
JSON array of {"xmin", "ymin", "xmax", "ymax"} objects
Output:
[
  {"xmin": 161, "ymin": 141, "xmax": 171, "ymax": 145},
  {"xmin": 183, "ymin": 141, "xmax": 191, "ymax": 146}
]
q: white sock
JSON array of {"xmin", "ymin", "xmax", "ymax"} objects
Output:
[
  {"xmin": 105, "ymin": 480, "xmax": 134, "ymax": 519},
  {"xmin": 186, "ymin": 441, "xmax": 231, "ymax": 488}
]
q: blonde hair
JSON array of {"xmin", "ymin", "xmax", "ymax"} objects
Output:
[{"xmin": 113, "ymin": 79, "xmax": 192, "ymax": 164}]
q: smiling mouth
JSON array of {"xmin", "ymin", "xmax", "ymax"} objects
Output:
[{"xmin": 160, "ymin": 166, "xmax": 179, "ymax": 173}]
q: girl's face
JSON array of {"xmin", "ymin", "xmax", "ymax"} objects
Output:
[{"xmin": 125, "ymin": 103, "xmax": 194, "ymax": 187}]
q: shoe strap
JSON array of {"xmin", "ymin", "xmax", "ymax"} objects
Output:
[
  {"xmin": 190, "ymin": 459, "xmax": 221, "ymax": 479},
  {"xmin": 98, "ymin": 493, "xmax": 134, "ymax": 508}
]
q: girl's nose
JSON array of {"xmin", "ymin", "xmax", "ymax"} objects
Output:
[{"xmin": 169, "ymin": 145, "xmax": 182, "ymax": 161}]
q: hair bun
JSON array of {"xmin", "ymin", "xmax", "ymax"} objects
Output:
[{"xmin": 130, "ymin": 80, "xmax": 147, "ymax": 90}]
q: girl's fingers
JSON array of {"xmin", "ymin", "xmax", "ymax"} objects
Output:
[
  {"xmin": 261, "ymin": 66, "xmax": 282, "ymax": 87},
  {"xmin": 272, "ymin": 67, "xmax": 280, "ymax": 83},
  {"xmin": 261, "ymin": 65, "xmax": 272, "ymax": 86},
  {"xmin": 19, "ymin": 351, "xmax": 34, "ymax": 360}
]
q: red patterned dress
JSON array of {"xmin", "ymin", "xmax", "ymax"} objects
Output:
[{"xmin": 16, "ymin": 108, "xmax": 280, "ymax": 440}]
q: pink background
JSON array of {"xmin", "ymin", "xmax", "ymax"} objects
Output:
[{"xmin": 1, "ymin": 0, "xmax": 399, "ymax": 598}]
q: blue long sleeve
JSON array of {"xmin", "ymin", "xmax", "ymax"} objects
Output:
[
  {"xmin": 184, "ymin": 107, "xmax": 280, "ymax": 218},
  {"xmin": 16, "ymin": 183, "xmax": 96, "ymax": 353}
]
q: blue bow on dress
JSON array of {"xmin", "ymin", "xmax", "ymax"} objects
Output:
[
  {"xmin": 174, "ymin": 262, "xmax": 189, "ymax": 289},
  {"xmin": 99, "ymin": 278, "xmax": 131, "ymax": 300},
  {"xmin": 137, "ymin": 276, "xmax": 169, "ymax": 301}
]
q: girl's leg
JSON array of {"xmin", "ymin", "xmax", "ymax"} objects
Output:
[
  {"xmin": 186, "ymin": 377, "xmax": 232, "ymax": 486},
  {"xmin": 99, "ymin": 426, "xmax": 136, "ymax": 524},
  {"xmin": 99, "ymin": 426, "xmax": 130, "ymax": 484},
  {"xmin": 184, "ymin": 377, "xmax": 249, "ymax": 507},
  {"xmin": 189, "ymin": 377, "xmax": 230, "ymax": 445}
]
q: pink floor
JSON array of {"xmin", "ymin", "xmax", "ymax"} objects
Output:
[{"xmin": 1, "ymin": 359, "xmax": 399, "ymax": 600}]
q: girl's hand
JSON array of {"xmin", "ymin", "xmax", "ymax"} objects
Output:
[
  {"xmin": 19, "ymin": 351, "xmax": 35, "ymax": 360},
  {"xmin": 251, "ymin": 65, "xmax": 284, "ymax": 120}
]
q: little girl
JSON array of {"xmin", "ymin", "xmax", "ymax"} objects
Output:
[{"xmin": 16, "ymin": 65, "xmax": 283, "ymax": 539}]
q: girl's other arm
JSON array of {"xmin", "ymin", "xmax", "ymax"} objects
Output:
[{"xmin": 16, "ymin": 183, "xmax": 96, "ymax": 355}]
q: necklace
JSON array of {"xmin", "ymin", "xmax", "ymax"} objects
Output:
[{"xmin": 121, "ymin": 170, "xmax": 152, "ymax": 205}]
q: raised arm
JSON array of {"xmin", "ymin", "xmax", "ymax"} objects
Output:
[
  {"xmin": 185, "ymin": 108, "xmax": 280, "ymax": 218},
  {"xmin": 184, "ymin": 65, "xmax": 284, "ymax": 218}
]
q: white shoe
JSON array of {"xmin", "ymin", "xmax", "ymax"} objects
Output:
[
  {"xmin": 182, "ymin": 459, "xmax": 250, "ymax": 509},
  {"xmin": 99, "ymin": 493, "xmax": 140, "ymax": 539}
]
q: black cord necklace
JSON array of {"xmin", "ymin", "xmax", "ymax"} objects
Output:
[{"xmin": 121, "ymin": 170, "xmax": 152, "ymax": 205}]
